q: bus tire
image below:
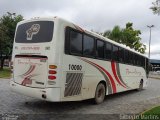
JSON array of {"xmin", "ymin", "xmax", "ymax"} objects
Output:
[
  {"xmin": 94, "ymin": 83, "xmax": 106, "ymax": 104},
  {"xmin": 138, "ymin": 79, "xmax": 143, "ymax": 91}
]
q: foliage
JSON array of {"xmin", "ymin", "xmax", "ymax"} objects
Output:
[
  {"xmin": 135, "ymin": 106, "xmax": 160, "ymax": 120},
  {"xmin": 144, "ymin": 106, "xmax": 160, "ymax": 114},
  {"xmin": 0, "ymin": 68, "xmax": 11, "ymax": 78},
  {"xmin": 150, "ymin": 0, "xmax": 160, "ymax": 15},
  {"xmin": 0, "ymin": 12, "xmax": 23, "ymax": 69},
  {"xmin": 104, "ymin": 26, "xmax": 122, "ymax": 43},
  {"xmin": 103, "ymin": 22, "xmax": 146, "ymax": 54}
]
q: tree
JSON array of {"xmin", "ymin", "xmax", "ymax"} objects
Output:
[
  {"xmin": 150, "ymin": 0, "xmax": 160, "ymax": 15},
  {"xmin": 103, "ymin": 22, "xmax": 146, "ymax": 54},
  {"xmin": 104, "ymin": 26, "xmax": 122, "ymax": 43},
  {"xmin": 0, "ymin": 12, "xmax": 23, "ymax": 70},
  {"xmin": 122, "ymin": 23, "xmax": 146, "ymax": 53}
]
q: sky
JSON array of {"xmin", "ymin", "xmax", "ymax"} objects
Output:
[{"xmin": 0, "ymin": 0, "xmax": 160, "ymax": 59}]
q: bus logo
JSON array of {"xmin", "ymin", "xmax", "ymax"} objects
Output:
[{"xmin": 26, "ymin": 24, "xmax": 40, "ymax": 40}]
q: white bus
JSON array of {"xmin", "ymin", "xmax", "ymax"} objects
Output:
[{"xmin": 10, "ymin": 17, "xmax": 149, "ymax": 104}]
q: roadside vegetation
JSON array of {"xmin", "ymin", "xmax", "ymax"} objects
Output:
[
  {"xmin": 0, "ymin": 12, "xmax": 23, "ymax": 70},
  {"xmin": 144, "ymin": 106, "xmax": 160, "ymax": 114},
  {"xmin": 135, "ymin": 106, "xmax": 160, "ymax": 120},
  {"xmin": 0, "ymin": 67, "xmax": 11, "ymax": 78}
]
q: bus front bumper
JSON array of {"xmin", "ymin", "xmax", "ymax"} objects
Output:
[{"xmin": 10, "ymin": 81, "xmax": 61, "ymax": 102}]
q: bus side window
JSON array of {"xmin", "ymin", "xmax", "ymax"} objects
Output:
[
  {"xmin": 119, "ymin": 47, "xmax": 124, "ymax": 63},
  {"xmin": 135, "ymin": 54, "xmax": 138, "ymax": 65},
  {"xmin": 138, "ymin": 55, "xmax": 142, "ymax": 66},
  {"xmin": 131, "ymin": 53, "xmax": 134, "ymax": 65},
  {"xmin": 124, "ymin": 50, "xmax": 129, "ymax": 64},
  {"xmin": 146, "ymin": 58, "xmax": 149, "ymax": 75},
  {"xmin": 105, "ymin": 42, "xmax": 112, "ymax": 60},
  {"xmin": 112, "ymin": 45, "xmax": 119, "ymax": 62},
  {"xmin": 70, "ymin": 30, "xmax": 83, "ymax": 55},
  {"xmin": 96, "ymin": 39, "xmax": 105, "ymax": 59},
  {"xmin": 141, "ymin": 57, "xmax": 145, "ymax": 67},
  {"xmin": 83, "ymin": 34, "xmax": 95, "ymax": 57},
  {"xmin": 65, "ymin": 27, "xmax": 70, "ymax": 54},
  {"xmin": 143, "ymin": 57, "xmax": 145, "ymax": 67},
  {"xmin": 128, "ymin": 52, "xmax": 131, "ymax": 64},
  {"xmin": 132, "ymin": 53, "xmax": 135, "ymax": 65}
]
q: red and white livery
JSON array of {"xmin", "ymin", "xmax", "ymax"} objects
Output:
[{"xmin": 10, "ymin": 17, "xmax": 149, "ymax": 104}]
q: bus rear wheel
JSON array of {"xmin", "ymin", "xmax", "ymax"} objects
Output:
[
  {"xmin": 94, "ymin": 83, "xmax": 106, "ymax": 104},
  {"xmin": 138, "ymin": 79, "xmax": 143, "ymax": 91}
]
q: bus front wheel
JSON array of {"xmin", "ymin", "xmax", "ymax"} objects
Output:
[
  {"xmin": 138, "ymin": 79, "xmax": 143, "ymax": 91},
  {"xmin": 94, "ymin": 83, "xmax": 106, "ymax": 104}
]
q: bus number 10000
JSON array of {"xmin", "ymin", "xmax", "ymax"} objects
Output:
[{"xmin": 69, "ymin": 64, "xmax": 82, "ymax": 71}]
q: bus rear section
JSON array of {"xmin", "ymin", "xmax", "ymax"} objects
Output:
[
  {"xmin": 14, "ymin": 55, "xmax": 48, "ymax": 88},
  {"xmin": 10, "ymin": 19, "xmax": 61, "ymax": 101}
]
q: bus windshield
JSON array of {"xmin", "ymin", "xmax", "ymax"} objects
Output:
[{"xmin": 15, "ymin": 21, "xmax": 54, "ymax": 43}]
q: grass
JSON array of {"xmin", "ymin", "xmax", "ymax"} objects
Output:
[
  {"xmin": 0, "ymin": 68, "xmax": 11, "ymax": 78},
  {"xmin": 144, "ymin": 106, "xmax": 160, "ymax": 115},
  {"xmin": 135, "ymin": 106, "xmax": 160, "ymax": 120}
]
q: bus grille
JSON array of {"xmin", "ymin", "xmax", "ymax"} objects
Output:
[{"xmin": 64, "ymin": 73, "xmax": 83, "ymax": 97}]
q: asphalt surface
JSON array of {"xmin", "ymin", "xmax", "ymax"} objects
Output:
[{"xmin": 0, "ymin": 78, "xmax": 160, "ymax": 120}]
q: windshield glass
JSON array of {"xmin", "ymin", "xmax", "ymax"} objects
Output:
[{"xmin": 15, "ymin": 21, "xmax": 54, "ymax": 43}]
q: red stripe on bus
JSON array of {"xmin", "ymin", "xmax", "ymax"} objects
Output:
[
  {"xmin": 93, "ymin": 62, "xmax": 117, "ymax": 93},
  {"xmin": 82, "ymin": 58, "xmax": 117, "ymax": 93},
  {"xmin": 22, "ymin": 65, "xmax": 36, "ymax": 76},
  {"xmin": 21, "ymin": 74, "xmax": 37, "ymax": 86},
  {"xmin": 111, "ymin": 61, "xmax": 127, "ymax": 88}
]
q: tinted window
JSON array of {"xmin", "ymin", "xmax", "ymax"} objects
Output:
[
  {"xmin": 70, "ymin": 30, "xmax": 82, "ymax": 55},
  {"xmin": 113, "ymin": 46, "xmax": 119, "ymax": 61},
  {"xmin": 124, "ymin": 50, "xmax": 129, "ymax": 64},
  {"xmin": 129, "ymin": 52, "xmax": 133, "ymax": 64},
  {"xmin": 119, "ymin": 47, "xmax": 124, "ymax": 62},
  {"xmin": 105, "ymin": 43, "xmax": 112, "ymax": 60},
  {"xmin": 83, "ymin": 35, "xmax": 95, "ymax": 57},
  {"xmin": 15, "ymin": 21, "xmax": 54, "ymax": 43},
  {"xmin": 132, "ymin": 54, "xmax": 135, "ymax": 65},
  {"xmin": 97, "ymin": 40, "xmax": 104, "ymax": 58},
  {"xmin": 135, "ymin": 54, "xmax": 138, "ymax": 65},
  {"xmin": 137, "ymin": 55, "xmax": 141, "ymax": 66},
  {"xmin": 140, "ymin": 57, "xmax": 145, "ymax": 67},
  {"xmin": 131, "ymin": 52, "xmax": 135, "ymax": 65},
  {"xmin": 142, "ymin": 57, "xmax": 145, "ymax": 67},
  {"xmin": 146, "ymin": 58, "xmax": 149, "ymax": 75}
]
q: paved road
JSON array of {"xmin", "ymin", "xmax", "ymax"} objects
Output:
[{"xmin": 0, "ymin": 78, "xmax": 160, "ymax": 119}]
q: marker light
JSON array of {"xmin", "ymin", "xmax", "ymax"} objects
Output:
[
  {"xmin": 49, "ymin": 70, "xmax": 57, "ymax": 74},
  {"xmin": 48, "ymin": 76, "xmax": 56, "ymax": 80},
  {"xmin": 49, "ymin": 65, "xmax": 57, "ymax": 69}
]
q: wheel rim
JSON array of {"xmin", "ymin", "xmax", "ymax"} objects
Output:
[
  {"xmin": 98, "ymin": 88, "xmax": 104, "ymax": 98},
  {"xmin": 95, "ymin": 84, "xmax": 105, "ymax": 104}
]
